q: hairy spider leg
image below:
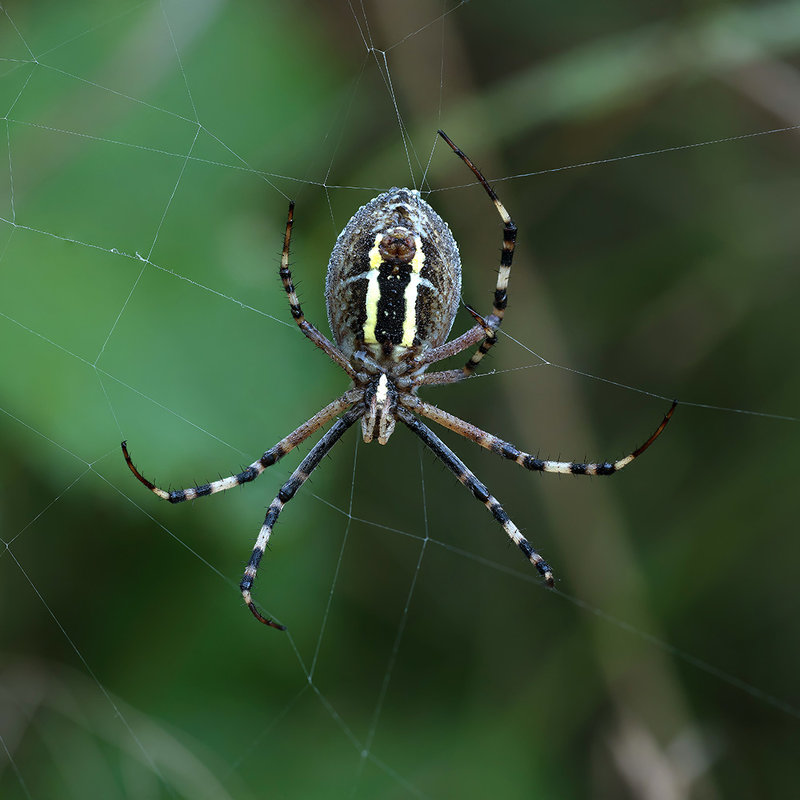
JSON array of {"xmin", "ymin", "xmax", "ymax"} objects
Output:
[
  {"xmin": 398, "ymin": 407, "xmax": 554, "ymax": 585},
  {"xmin": 241, "ymin": 406, "xmax": 364, "ymax": 628},
  {"xmin": 279, "ymin": 201, "xmax": 356, "ymax": 380},
  {"xmin": 402, "ymin": 396, "xmax": 677, "ymax": 476},
  {"xmin": 121, "ymin": 389, "xmax": 363, "ymax": 502}
]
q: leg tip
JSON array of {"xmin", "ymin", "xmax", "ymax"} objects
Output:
[
  {"xmin": 537, "ymin": 561, "xmax": 555, "ymax": 587},
  {"xmin": 244, "ymin": 591, "xmax": 286, "ymax": 631}
]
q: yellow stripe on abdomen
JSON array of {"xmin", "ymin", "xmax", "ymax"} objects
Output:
[
  {"xmin": 401, "ymin": 273, "xmax": 420, "ymax": 347},
  {"xmin": 400, "ymin": 237, "xmax": 425, "ymax": 347},
  {"xmin": 362, "ymin": 234, "xmax": 384, "ymax": 344}
]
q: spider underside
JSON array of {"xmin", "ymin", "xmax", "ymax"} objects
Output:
[{"xmin": 122, "ymin": 130, "xmax": 675, "ymax": 630}]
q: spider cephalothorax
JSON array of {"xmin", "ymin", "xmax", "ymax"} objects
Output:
[{"xmin": 122, "ymin": 130, "xmax": 675, "ymax": 630}]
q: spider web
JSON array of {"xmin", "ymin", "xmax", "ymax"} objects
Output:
[{"xmin": 1, "ymin": 1, "xmax": 799, "ymax": 798}]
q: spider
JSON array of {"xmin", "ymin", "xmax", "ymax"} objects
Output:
[{"xmin": 122, "ymin": 130, "xmax": 676, "ymax": 630}]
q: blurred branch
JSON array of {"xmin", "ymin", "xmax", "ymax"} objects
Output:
[
  {"xmin": 443, "ymin": 0, "xmax": 800, "ymax": 142},
  {"xmin": 723, "ymin": 56, "xmax": 800, "ymax": 126},
  {"xmin": 356, "ymin": 0, "xmax": 800, "ymax": 184}
]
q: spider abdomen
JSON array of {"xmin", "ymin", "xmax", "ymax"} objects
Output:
[{"xmin": 325, "ymin": 188, "xmax": 461, "ymax": 364}]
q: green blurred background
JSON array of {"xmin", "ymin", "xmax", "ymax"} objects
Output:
[{"xmin": 1, "ymin": 0, "xmax": 799, "ymax": 797}]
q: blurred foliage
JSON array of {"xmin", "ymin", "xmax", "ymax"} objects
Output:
[{"xmin": 1, "ymin": 0, "xmax": 799, "ymax": 798}]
